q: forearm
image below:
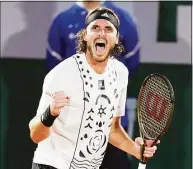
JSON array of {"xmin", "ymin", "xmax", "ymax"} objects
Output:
[
  {"xmin": 109, "ymin": 124, "xmax": 140, "ymax": 159},
  {"xmin": 29, "ymin": 116, "xmax": 50, "ymax": 144}
]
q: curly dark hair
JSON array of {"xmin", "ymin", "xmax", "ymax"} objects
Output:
[{"xmin": 75, "ymin": 7, "xmax": 124, "ymax": 58}]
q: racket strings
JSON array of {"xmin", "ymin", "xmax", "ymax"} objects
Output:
[{"xmin": 139, "ymin": 76, "xmax": 172, "ymax": 139}]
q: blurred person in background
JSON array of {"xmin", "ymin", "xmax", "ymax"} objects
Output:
[{"xmin": 46, "ymin": 1, "xmax": 140, "ymax": 169}]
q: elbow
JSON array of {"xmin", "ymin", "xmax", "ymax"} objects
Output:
[
  {"xmin": 30, "ymin": 133, "xmax": 40, "ymax": 144},
  {"xmin": 30, "ymin": 135, "xmax": 45, "ymax": 144},
  {"xmin": 28, "ymin": 121, "xmax": 39, "ymax": 143},
  {"xmin": 29, "ymin": 123, "xmax": 50, "ymax": 144},
  {"xmin": 30, "ymin": 130, "xmax": 49, "ymax": 144}
]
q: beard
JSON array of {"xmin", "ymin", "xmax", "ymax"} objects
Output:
[{"xmin": 87, "ymin": 44, "xmax": 113, "ymax": 63}]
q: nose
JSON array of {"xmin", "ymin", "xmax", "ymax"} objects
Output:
[{"xmin": 98, "ymin": 29, "xmax": 106, "ymax": 37}]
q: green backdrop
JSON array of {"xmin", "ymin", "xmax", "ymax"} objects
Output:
[{"xmin": 0, "ymin": 59, "xmax": 192, "ymax": 169}]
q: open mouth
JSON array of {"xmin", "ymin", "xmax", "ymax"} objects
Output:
[{"xmin": 95, "ymin": 42, "xmax": 106, "ymax": 53}]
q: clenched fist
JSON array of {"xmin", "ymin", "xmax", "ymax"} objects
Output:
[
  {"xmin": 50, "ymin": 91, "xmax": 70, "ymax": 116},
  {"xmin": 134, "ymin": 137, "xmax": 160, "ymax": 160}
]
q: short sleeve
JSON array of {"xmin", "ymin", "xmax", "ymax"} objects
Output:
[
  {"xmin": 36, "ymin": 72, "xmax": 56, "ymax": 116},
  {"xmin": 114, "ymin": 67, "xmax": 129, "ymax": 117}
]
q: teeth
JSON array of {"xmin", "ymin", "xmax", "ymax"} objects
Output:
[
  {"xmin": 96, "ymin": 41, "xmax": 105, "ymax": 43},
  {"xmin": 95, "ymin": 40, "xmax": 106, "ymax": 44}
]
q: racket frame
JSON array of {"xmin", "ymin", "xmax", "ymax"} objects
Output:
[{"xmin": 137, "ymin": 73, "xmax": 175, "ymax": 163}]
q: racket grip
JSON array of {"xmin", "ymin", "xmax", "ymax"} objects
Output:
[{"xmin": 138, "ymin": 162, "xmax": 146, "ymax": 169}]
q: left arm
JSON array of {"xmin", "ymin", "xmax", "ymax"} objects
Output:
[
  {"xmin": 109, "ymin": 116, "xmax": 140, "ymax": 159},
  {"xmin": 110, "ymin": 59, "xmax": 158, "ymax": 160},
  {"xmin": 109, "ymin": 116, "xmax": 159, "ymax": 160},
  {"xmin": 109, "ymin": 65, "xmax": 140, "ymax": 158}
]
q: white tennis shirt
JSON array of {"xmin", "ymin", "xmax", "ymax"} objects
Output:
[{"xmin": 33, "ymin": 53, "xmax": 129, "ymax": 169}]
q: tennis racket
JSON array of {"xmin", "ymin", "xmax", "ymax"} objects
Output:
[{"xmin": 137, "ymin": 73, "xmax": 175, "ymax": 169}]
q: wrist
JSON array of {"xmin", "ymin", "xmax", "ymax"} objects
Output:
[
  {"xmin": 41, "ymin": 106, "xmax": 59, "ymax": 127},
  {"xmin": 50, "ymin": 109, "xmax": 59, "ymax": 116},
  {"xmin": 50, "ymin": 104, "xmax": 60, "ymax": 116},
  {"xmin": 131, "ymin": 143, "xmax": 141, "ymax": 160}
]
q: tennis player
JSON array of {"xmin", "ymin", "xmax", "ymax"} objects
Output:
[
  {"xmin": 46, "ymin": 2, "xmax": 140, "ymax": 169},
  {"xmin": 29, "ymin": 7, "xmax": 158, "ymax": 169}
]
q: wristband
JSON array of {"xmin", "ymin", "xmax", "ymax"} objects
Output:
[{"xmin": 41, "ymin": 106, "xmax": 58, "ymax": 127}]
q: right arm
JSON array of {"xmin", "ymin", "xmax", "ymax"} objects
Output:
[
  {"xmin": 29, "ymin": 73, "xmax": 69, "ymax": 144},
  {"xmin": 29, "ymin": 114, "xmax": 51, "ymax": 144}
]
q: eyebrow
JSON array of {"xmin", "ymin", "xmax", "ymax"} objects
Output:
[
  {"xmin": 91, "ymin": 24, "xmax": 114, "ymax": 30},
  {"xmin": 91, "ymin": 24, "xmax": 99, "ymax": 28},
  {"xmin": 105, "ymin": 26, "xmax": 113, "ymax": 30}
]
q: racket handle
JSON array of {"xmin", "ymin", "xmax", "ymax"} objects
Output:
[{"xmin": 138, "ymin": 162, "xmax": 146, "ymax": 169}]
